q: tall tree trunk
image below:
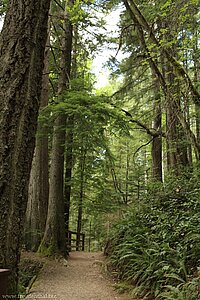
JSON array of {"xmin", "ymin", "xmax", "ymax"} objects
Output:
[
  {"xmin": 76, "ymin": 146, "xmax": 86, "ymax": 251},
  {"xmin": 125, "ymin": 142, "xmax": 130, "ymax": 204},
  {"xmin": 0, "ymin": 0, "xmax": 50, "ymax": 295},
  {"xmin": 40, "ymin": 114, "xmax": 67, "ymax": 255},
  {"xmin": 123, "ymin": 2, "xmax": 163, "ymax": 181},
  {"xmin": 165, "ymin": 64, "xmax": 190, "ymax": 172},
  {"xmin": 25, "ymin": 33, "xmax": 50, "ymax": 251},
  {"xmin": 165, "ymin": 64, "xmax": 179, "ymax": 171},
  {"xmin": 182, "ymin": 37, "xmax": 193, "ymax": 166},
  {"xmin": 39, "ymin": 0, "xmax": 73, "ymax": 257},
  {"xmin": 65, "ymin": 24, "xmax": 78, "ymax": 249},
  {"xmin": 163, "ymin": 22, "xmax": 190, "ymax": 172},
  {"xmin": 151, "ymin": 70, "xmax": 162, "ymax": 181},
  {"xmin": 65, "ymin": 118, "xmax": 74, "ymax": 247},
  {"xmin": 193, "ymin": 29, "xmax": 200, "ymax": 146},
  {"xmin": 195, "ymin": 104, "xmax": 200, "ymax": 145}
]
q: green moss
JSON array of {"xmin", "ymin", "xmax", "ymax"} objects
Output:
[{"xmin": 38, "ymin": 243, "xmax": 58, "ymax": 257}]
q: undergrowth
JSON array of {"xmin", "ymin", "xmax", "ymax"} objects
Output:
[
  {"xmin": 18, "ymin": 258, "xmax": 43, "ymax": 295},
  {"xmin": 106, "ymin": 171, "xmax": 200, "ymax": 299}
]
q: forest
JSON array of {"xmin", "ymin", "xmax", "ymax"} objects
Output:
[{"xmin": 0, "ymin": 0, "xmax": 200, "ymax": 299}]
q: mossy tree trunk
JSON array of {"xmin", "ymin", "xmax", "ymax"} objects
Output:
[
  {"xmin": 151, "ymin": 62, "xmax": 162, "ymax": 182},
  {"xmin": 25, "ymin": 35, "xmax": 50, "ymax": 251},
  {"xmin": 65, "ymin": 24, "xmax": 78, "ymax": 247},
  {"xmin": 163, "ymin": 24, "xmax": 190, "ymax": 172},
  {"xmin": 39, "ymin": 0, "xmax": 73, "ymax": 257},
  {"xmin": 0, "ymin": 0, "xmax": 50, "ymax": 295},
  {"xmin": 193, "ymin": 27, "xmax": 200, "ymax": 146},
  {"xmin": 65, "ymin": 119, "xmax": 74, "ymax": 242}
]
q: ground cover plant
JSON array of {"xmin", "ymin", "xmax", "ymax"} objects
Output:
[
  {"xmin": 107, "ymin": 171, "xmax": 200, "ymax": 299},
  {"xmin": 18, "ymin": 258, "xmax": 43, "ymax": 295}
]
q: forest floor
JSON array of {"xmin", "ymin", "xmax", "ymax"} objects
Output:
[{"xmin": 24, "ymin": 251, "xmax": 133, "ymax": 300}]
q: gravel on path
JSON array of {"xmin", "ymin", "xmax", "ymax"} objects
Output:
[{"xmin": 26, "ymin": 252, "xmax": 132, "ymax": 300}]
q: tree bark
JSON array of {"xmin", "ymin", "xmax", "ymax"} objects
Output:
[
  {"xmin": 40, "ymin": 113, "xmax": 67, "ymax": 256},
  {"xmin": 25, "ymin": 34, "xmax": 50, "ymax": 251},
  {"xmin": 39, "ymin": 0, "xmax": 73, "ymax": 257},
  {"xmin": 65, "ymin": 24, "xmax": 77, "ymax": 249},
  {"xmin": 76, "ymin": 145, "xmax": 86, "ymax": 251},
  {"xmin": 65, "ymin": 118, "xmax": 74, "ymax": 247},
  {"xmin": 150, "ymin": 53, "xmax": 162, "ymax": 181},
  {"xmin": 125, "ymin": 142, "xmax": 130, "ymax": 204},
  {"xmin": 193, "ymin": 27, "xmax": 200, "ymax": 146},
  {"xmin": 151, "ymin": 86, "xmax": 162, "ymax": 181},
  {"xmin": 0, "ymin": 0, "xmax": 50, "ymax": 295}
]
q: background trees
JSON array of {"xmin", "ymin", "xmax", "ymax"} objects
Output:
[{"xmin": 102, "ymin": 1, "xmax": 200, "ymax": 298}]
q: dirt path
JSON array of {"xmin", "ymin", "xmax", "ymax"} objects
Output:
[{"xmin": 26, "ymin": 252, "xmax": 132, "ymax": 300}]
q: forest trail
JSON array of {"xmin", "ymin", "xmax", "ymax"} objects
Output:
[{"xmin": 26, "ymin": 252, "xmax": 132, "ymax": 300}]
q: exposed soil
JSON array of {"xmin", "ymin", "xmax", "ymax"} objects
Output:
[{"xmin": 25, "ymin": 251, "xmax": 132, "ymax": 300}]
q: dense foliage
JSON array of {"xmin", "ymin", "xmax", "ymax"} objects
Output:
[{"xmin": 107, "ymin": 170, "xmax": 200, "ymax": 299}]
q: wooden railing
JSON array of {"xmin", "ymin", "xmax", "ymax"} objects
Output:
[{"xmin": 67, "ymin": 230, "xmax": 85, "ymax": 252}]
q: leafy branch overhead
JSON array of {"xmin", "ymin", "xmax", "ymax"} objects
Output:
[{"xmin": 47, "ymin": 90, "xmax": 130, "ymax": 134}]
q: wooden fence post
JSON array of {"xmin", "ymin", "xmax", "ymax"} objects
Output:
[
  {"xmin": 82, "ymin": 233, "xmax": 85, "ymax": 251},
  {"xmin": 67, "ymin": 230, "xmax": 85, "ymax": 252}
]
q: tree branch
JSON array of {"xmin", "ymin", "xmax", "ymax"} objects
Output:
[
  {"xmin": 110, "ymin": 102, "xmax": 164, "ymax": 137},
  {"xmin": 133, "ymin": 137, "xmax": 154, "ymax": 158},
  {"xmin": 53, "ymin": 0, "xmax": 64, "ymax": 11}
]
